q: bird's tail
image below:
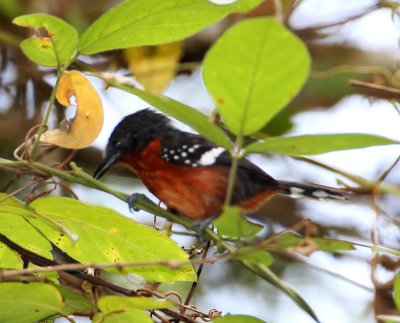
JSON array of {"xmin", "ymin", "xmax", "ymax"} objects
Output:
[{"xmin": 277, "ymin": 180, "xmax": 348, "ymax": 201}]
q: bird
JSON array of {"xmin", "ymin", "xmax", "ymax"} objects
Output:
[{"xmin": 94, "ymin": 109, "xmax": 347, "ymax": 234}]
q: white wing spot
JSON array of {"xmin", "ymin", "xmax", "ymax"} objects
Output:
[
  {"xmin": 181, "ymin": 152, "xmax": 187, "ymax": 157},
  {"xmin": 289, "ymin": 187, "xmax": 305, "ymax": 198},
  {"xmin": 312, "ymin": 190, "xmax": 329, "ymax": 199},
  {"xmin": 182, "ymin": 145, "xmax": 188, "ymax": 149},
  {"xmin": 173, "ymin": 155, "xmax": 179, "ymax": 160},
  {"xmin": 188, "ymin": 148, "xmax": 195, "ymax": 153},
  {"xmin": 184, "ymin": 159, "xmax": 191, "ymax": 164},
  {"xmin": 193, "ymin": 144, "xmax": 200, "ymax": 149},
  {"xmin": 192, "ymin": 163, "xmax": 198, "ymax": 167},
  {"xmin": 198, "ymin": 147, "xmax": 225, "ymax": 166}
]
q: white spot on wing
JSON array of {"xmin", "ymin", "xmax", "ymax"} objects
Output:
[
  {"xmin": 289, "ymin": 187, "xmax": 305, "ymax": 198},
  {"xmin": 198, "ymin": 147, "xmax": 225, "ymax": 166},
  {"xmin": 313, "ymin": 190, "xmax": 346, "ymax": 200},
  {"xmin": 312, "ymin": 190, "xmax": 329, "ymax": 199}
]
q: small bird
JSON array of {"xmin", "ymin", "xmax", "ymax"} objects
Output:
[{"xmin": 94, "ymin": 109, "xmax": 347, "ymax": 232}]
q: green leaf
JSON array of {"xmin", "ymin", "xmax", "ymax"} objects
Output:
[
  {"xmin": 245, "ymin": 133, "xmax": 400, "ymax": 156},
  {"xmin": 394, "ymin": 271, "xmax": 400, "ymax": 310},
  {"xmin": 0, "ymin": 242, "xmax": 21, "ymax": 269},
  {"xmin": 93, "ymin": 309, "xmax": 152, "ymax": 323},
  {"xmin": 203, "ymin": 18, "xmax": 310, "ymax": 136},
  {"xmin": 13, "ymin": 14, "xmax": 78, "ymax": 67},
  {"xmin": 234, "ymin": 248, "xmax": 273, "ymax": 267},
  {"xmin": 0, "ymin": 193, "xmax": 53, "ymax": 268},
  {"xmin": 78, "ymin": 0, "xmax": 261, "ymax": 55},
  {"xmin": 93, "ymin": 296, "xmax": 159, "ymax": 323},
  {"xmin": 214, "ymin": 314, "xmax": 265, "ymax": 323},
  {"xmin": 101, "ymin": 75, "xmax": 232, "ymax": 149},
  {"xmin": 0, "ymin": 282, "xmax": 65, "ymax": 323},
  {"xmin": 213, "ymin": 206, "xmax": 262, "ymax": 239},
  {"xmin": 29, "ymin": 197, "xmax": 196, "ymax": 282},
  {"xmin": 0, "ymin": 0, "xmax": 23, "ymax": 20},
  {"xmin": 275, "ymin": 233, "xmax": 354, "ymax": 253},
  {"xmin": 53, "ymin": 285, "xmax": 94, "ymax": 314},
  {"xmin": 98, "ymin": 296, "xmax": 173, "ymax": 311},
  {"xmin": 377, "ymin": 314, "xmax": 400, "ymax": 323}
]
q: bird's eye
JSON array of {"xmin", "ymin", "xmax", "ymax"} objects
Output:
[{"xmin": 112, "ymin": 141, "xmax": 122, "ymax": 149}]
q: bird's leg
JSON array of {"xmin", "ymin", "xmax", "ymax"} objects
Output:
[
  {"xmin": 191, "ymin": 216, "xmax": 218, "ymax": 242},
  {"xmin": 127, "ymin": 193, "xmax": 153, "ymax": 212}
]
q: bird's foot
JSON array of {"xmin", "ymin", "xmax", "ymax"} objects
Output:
[
  {"xmin": 191, "ymin": 216, "xmax": 217, "ymax": 242},
  {"xmin": 127, "ymin": 193, "xmax": 152, "ymax": 212}
]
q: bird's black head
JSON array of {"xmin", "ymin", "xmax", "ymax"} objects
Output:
[{"xmin": 94, "ymin": 109, "xmax": 172, "ymax": 179}]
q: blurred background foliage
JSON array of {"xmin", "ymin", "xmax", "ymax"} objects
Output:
[{"xmin": 1, "ymin": 1, "xmax": 400, "ymax": 322}]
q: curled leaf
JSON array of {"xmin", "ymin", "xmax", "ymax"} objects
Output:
[{"xmin": 41, "ymin": 70, "xmax": 103, "ymax": 149}]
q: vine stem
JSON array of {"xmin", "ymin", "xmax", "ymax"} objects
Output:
[
  {"xmin": 182, "ymin": 241, "xmax": 211, "ymax": 313},
  {"xmin": 30, "ymin": 52, "xmax": 77, "ymax": 159},
  {"xmin": 30, "ymin": 65, "xmax": 64, "ymax": 159}
]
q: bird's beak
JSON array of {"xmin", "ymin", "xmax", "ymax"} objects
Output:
[{"xmin": 93, "ymin": 153, "xmax": 121, "ymax": 179}]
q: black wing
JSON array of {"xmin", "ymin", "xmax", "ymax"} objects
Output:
[{"xmin": 159, "ymin": 129, "xmax": 279, "ymax": 202}]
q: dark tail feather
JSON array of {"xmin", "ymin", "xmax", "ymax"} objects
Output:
[{"xmin": 278, "ymin": 180, "xmax": 348, "ymax": 201}]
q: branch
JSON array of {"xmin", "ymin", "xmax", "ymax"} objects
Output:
[
  {"xmin": 0, "ymin": 233, "xmax": 195, "ymax": 323},
  {"xmin": 349, "ymin": 79, "xmax": 400, "ymax": 96},
  {"xmin": 295, "ymin": 157, "xmax": 400, "ymax": 196}
]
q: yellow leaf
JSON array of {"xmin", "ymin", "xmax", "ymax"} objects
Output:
[
  {"xmin": 124, "ymin": 41, "xmax": 183, "ymax": 94},
  {"xmin": 41, "ymin": 70, "xmax": 103, "ymax": 149}
]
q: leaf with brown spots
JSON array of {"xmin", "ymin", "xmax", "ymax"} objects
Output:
[
  {"xmin": 0, "ymin": 283, "xmax": 66, "ymax": 322},
  {"xmin": 29, "ymin": 197, "xmax": 197, "ymax": 282},
  {"xmin": 0, "ymin": 193, "xmax": 53, "ymax": 269},
  {"xmin": 13, "ymin": 14, "xmax": 78, "ymax": 67}
]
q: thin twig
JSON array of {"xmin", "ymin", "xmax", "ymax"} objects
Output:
[
  {"xmin": 295, "ymin": 4, "xmax": 379, "ymax": 32},
  {"xmin": 0, "ymin": 255, "xmax": 222, "ymax": 281},
  {"xmin": 183, "ymin": 241, "xmax": 211, "ymax": 312},
  {"xmin": 349, "ymin": 79, "xmax": 400, "ymax": 95},
  {"xmin": 375, "ymin": 154, "xmax": 400, "ymax": 186},
  {"xmin": 294, "ymin": 156, "xmax": 400, "ymax": 195}
]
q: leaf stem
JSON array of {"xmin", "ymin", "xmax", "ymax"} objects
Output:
[
  {"xmin": 30, "ymin": 65, "xmax": 64, "ymax": 159},
  {"xmin": 30, "ymin": 52, "xmax": 78, "ymax": 159}
]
